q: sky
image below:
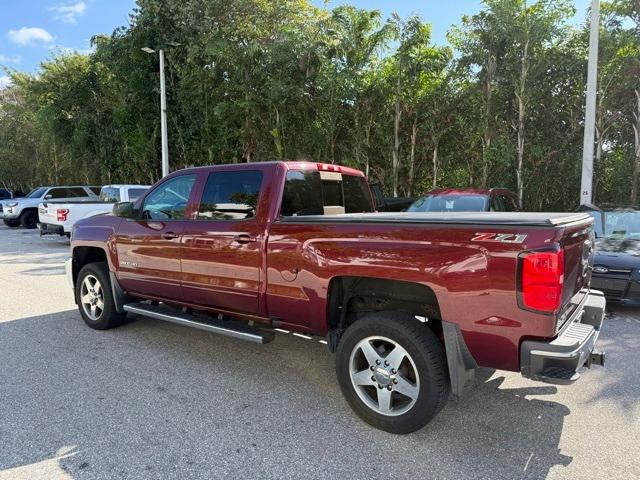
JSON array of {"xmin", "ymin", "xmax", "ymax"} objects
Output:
[{"xmin": 1, "ymin": 0, "xmax": 592, "ymax": 87}]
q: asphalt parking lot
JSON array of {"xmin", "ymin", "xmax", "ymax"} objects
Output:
[{"xmin": 0, "ymin": 224, "xmax": 638, "ymax": 480}]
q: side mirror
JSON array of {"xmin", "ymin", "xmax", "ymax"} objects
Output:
[
  {"xmin": 113, "ymin": 201, "xmax": 137, "ymax": 219},
  {"xmin": 44, "ymin": 194, "xmax": 52, "ymax": 200}
]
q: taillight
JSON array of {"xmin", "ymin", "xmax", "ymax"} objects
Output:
[
  {"xmin": 57, "ymin": 209, "xmax": 69, "ymax": 222},
  {"xmin": 518, "ymin": 249, "xmax": 564, "ymax": 313}
]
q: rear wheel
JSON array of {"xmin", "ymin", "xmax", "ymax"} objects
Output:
[
  {"xmin": 19, "ymin": 210, "xmax": 38, "ymax": 229},
  {"xmin": 3, "ymin": 219, "xmax": 20, "ymax": 228},
  {"xmin": 336, "ymin": 312, "xmax": 450, "ymax": 434},
  {"xmin": 75, "ymin": 262, "xmax": 127, "ymax": 330}
]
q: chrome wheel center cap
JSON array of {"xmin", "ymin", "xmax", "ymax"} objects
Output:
[{"xmin": 373, "ymin": 367, "xmax": 391, "ymax": 386}]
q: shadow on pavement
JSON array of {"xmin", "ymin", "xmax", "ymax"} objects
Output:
[{"xmin": 0, "ymin": 310, "xmax": 585, "ymax": 479}]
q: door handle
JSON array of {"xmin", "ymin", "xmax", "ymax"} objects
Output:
[
  {"xmin": 233, "ymin": 234, "xmax": 257, "ymax": 244},
  {"xmin": 162, "ymin": 232, "xmax": 179, "ymax": 240}
]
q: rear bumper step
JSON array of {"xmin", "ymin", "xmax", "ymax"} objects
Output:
[
  {"xmin": 37, "ymin": 222, "xmax": 66, "ymax": 236},
  {"xmin": 123, "ymin": 302, "xmax": 274, "ymax": 344},
  {"xmin": 520, "ymin": 290, "xmax": 606, "ymax": 385}
]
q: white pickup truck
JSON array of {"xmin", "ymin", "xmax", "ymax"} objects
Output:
[
  {"xmin": 1, "ymin": 186, "xmax": 100, "ymax": 229},
  {"xmin": 38, "ymin": 184, "xmax": 149, "ymax": 237}
]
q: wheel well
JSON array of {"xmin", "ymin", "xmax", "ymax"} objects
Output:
[
  {"xmin": 20, "ymin": 207, "xmax": 37, "ymax": 216},
  {"xmin": 327, "ymin": 276, "xmax": 443, "ymax": 341},
  {"xmin": 72, "ymin": 247, "xmax": 108, "ymax": 286}
]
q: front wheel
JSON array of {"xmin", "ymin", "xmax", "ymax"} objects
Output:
[
  {"xmin": 19, "ymin": 210, "xmax": 38, "ymax": 229},
  {"xmin": 75, "ymin": 262, "xmax": 127, "ymax": 330},
  {"xmin": 336, "ymin": 312, "xmax": 450, "ymax": 434},
  {"xmin": 3, "ymin": 219, "xmax": 20, "ymax": 228}
]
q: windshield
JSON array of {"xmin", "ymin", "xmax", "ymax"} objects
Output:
[
  {"xmin": 408, "ymin": 194, "xmax": 489, "ymax": 212},
  {"xmin": 26, "ymin": 188, "xmax": 47, "ymax": 199},
  {"xmin": 590, "ymin": 210, "xmax": 640, "ymax": 239}
]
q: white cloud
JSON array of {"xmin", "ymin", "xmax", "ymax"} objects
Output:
[
  {"xmin": 0, "ymin": 76, "xmax": 13, "ymax": 89},
  {"xmin": 8, "ymin": 27, "xmax": 54, "ymax": 46},
  {"xmin": 51, "ymin": 2, "xmax": 87, "ymax": 24},
  {"xmin": 0, "ymin": 54, "xmax": 21, "ymax": 63}
]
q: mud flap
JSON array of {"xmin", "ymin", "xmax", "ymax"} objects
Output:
[
  {"xmin": 442, "ymin": 321, "xmax": 478, "ymax": 397},
  {"xmin": 109, "ymin": 271, "xmax": 129, "ymax": 314}
]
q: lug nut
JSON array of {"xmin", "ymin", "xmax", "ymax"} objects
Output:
[
  {"xmin": 387, "ymin": 386, "xmax": 392, "ymax": 391},
  {"xmin": 378, "ymin": 384, "xmax": 383, "ymax": 389},
  {"xmin": 371, "ymin": 376, "xmax": 376, "ymax": 382},
  {"xmin": 393, "ymin": 378, "xmax": 398, "ymax": 384},
  {"xmin": 384, "ymin": 360, "xmax": 389, "ymax": 367},
  {"xmin": 375, "ymin": 360, "xmax": 381, "ymax": 365},
  {"xmin": 391, "ymin": 368, "xmax": 396, "ymax": 374},
  {"xmin": 370, "ymin": 366, "xmax": 375, "ymax": 371}
]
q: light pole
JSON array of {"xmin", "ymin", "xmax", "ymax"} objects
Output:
[
  {"xmin": 142, "ymin": 46, "xmax": 169, "ymax": 178},
  {"xmin": 580, "ymin": 0, "xmax": 600, "ymax": 206}
]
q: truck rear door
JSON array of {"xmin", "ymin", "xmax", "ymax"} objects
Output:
[{"xmin": 180, "ymin": 168, "xmax": 269, "ymax": 315}]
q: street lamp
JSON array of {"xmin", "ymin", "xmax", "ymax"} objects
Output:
[
  {"xmin": 580, "ymin": 0, "xmax": 600, "ymax": 206},
  {"xmin": 142, "ymin": 46, "xmax": 170, "ymax": 178}
]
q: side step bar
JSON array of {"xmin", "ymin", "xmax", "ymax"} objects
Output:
[{"xmin": 123, "ymin": 302, "xmax": 274, "ymax": 344}]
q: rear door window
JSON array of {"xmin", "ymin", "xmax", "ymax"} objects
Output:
[
  {"xmin": 500, "ymin": 195, "xmax": 520, "ymax": 212},
  {"xmin": 66, "ymin": 187, "xmax": 89, "ymax": 197},
  {"xmin": 197, "ymin": 171, "xmax": 263, "ymax": 220},
  {"xmin": 48, "ymin": 188, "xmax": 68, "ymax": 199},
  {"xmin": 490, "ymin": 195, "xmax": 505, "ymax": 212}
]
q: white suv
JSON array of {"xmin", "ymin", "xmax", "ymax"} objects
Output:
[{"xmin": 1, "ymin": 186, "xmax": 99, "ymax": 229}]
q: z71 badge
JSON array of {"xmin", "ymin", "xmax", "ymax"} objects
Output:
[{"xmin": 472, "ymin": 232, "xmax": 527, "ymax": 244}]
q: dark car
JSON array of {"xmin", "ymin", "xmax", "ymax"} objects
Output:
[
  {"xmin": 407, "ymin": 188, "xmax": 521, "ymax": 213},
  {"xmin": 0, "ymin": 188, "xmax": 14, "ymax": 217},
  {"xmin": 369, "ymin": 184, "xmax": 414, "ymax": 212},
  {"xmin": 587, "ymin": 208, "xmax": 640, "ymax": 305}
]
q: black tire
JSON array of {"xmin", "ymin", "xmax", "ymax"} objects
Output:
[
  {"xmin": 336, "ymin": 312, "xmax": 450, "ymax": 434},
  {"xmin": 19, "ymin": 209, "xmax": 38, "ymax": 229},
  {"xmin": 3, "ymin": 219, "xmax": 20, "ymax": 228},
  {"xmin": 75, "ymin": 262, "xmax": 127, "ymax": 330}
]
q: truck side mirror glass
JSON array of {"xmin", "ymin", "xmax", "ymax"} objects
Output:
[
  {"xmin": 44, "ymin": 194, "xmax": 52, "ymax": 200},
  {"xmin": 113, "ymin": 201, "xmax": 137, "ymax": 219}
]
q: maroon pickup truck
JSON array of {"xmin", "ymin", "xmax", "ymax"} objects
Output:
[{"xmin": 66, "ymin": 161, "xmax": 605, "ymax": 433}]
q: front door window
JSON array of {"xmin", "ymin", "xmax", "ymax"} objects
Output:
[{"xmin": 142, "ymin": 175, "xmax": 196, "ymax": 220}]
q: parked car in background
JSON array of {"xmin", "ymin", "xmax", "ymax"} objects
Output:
[
  {"xmin": 66, "ymin": 161, "xmax": 604, "ymax": 434},
  {"xmin": 0, "ymin": 188, "xmax": 12, "ymax": 201},
  {"xmin": 1, "ymin": 186, "xmax": 100, "ymax": 229},
  {"xmin": 584, "ymin": 206, "xmax": 640, "ymax": 305},
  {"xmin": 407, "ymin": 188, "xmax": 521, "ymax": 213},
  {"xmin": 38, "ymin": 184, "xmax": 149, "ymax": 237},
  {"xmin": 370, "ymin": 183, "xmax": 414, "ymax": 212},
  {"xmin": 0, "ymin": 188, "xmax": 12, "ymax": 218}
]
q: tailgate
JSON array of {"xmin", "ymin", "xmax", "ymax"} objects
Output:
[
  {"xmin": 38, "ymin": 203, "xmax": 63, "ymax": 225},
  {"xmin": 557, "ymin": 217, "xmax": 595, "ymax": 330}
]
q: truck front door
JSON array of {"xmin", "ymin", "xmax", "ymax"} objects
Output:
[
  {"xmin": 180, "ymin": 168, "xmax": 267, "ymax": 315},
  {"xmin": 114, "ymin": 174, "xmax": 197, "ymax": 300}
]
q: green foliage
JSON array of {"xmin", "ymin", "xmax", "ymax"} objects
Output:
[{"xmin": 0, "ymin": 0, "xmax": 638, "ymax": 210}]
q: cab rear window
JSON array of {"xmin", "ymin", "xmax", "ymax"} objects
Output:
[{"xmin": 280, "ymin": 170, "xmax": 373, "ymax": 216}]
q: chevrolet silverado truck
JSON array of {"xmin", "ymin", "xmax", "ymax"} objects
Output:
[
  {"xmin": 38, "ymin": 184, "xmax": 149, "ymax": 237},
  {"xmin": 66, "ymin": 161, "xmax": 605, "ymax": 434}
]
